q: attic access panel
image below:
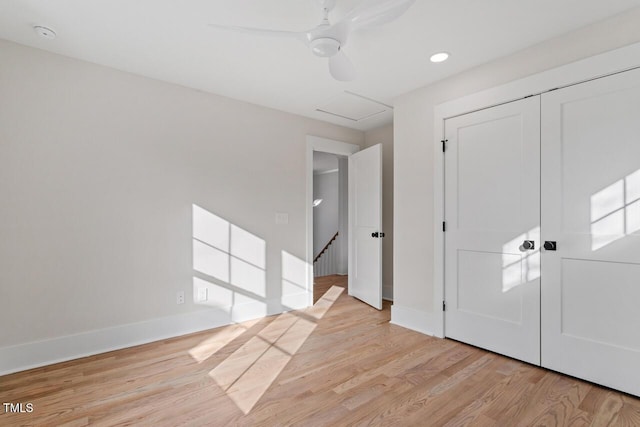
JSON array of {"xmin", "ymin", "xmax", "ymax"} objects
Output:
[{"xmin": 317, "ymin": 91, "xmax": 391, "ymax": 122}]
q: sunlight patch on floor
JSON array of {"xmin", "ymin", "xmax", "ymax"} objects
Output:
[
  {"xmin": 208, "ymin": 285, "xmax": 344, "ymax": 414},
  {"xmin": 188, "ymin": 319, "xmax": 260, "ymax": 363}
]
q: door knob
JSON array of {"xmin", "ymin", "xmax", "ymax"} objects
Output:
[
  {"xmin": 543, "ymin": 241, "xmax": 557, "ymax": 251},
  {"xmin": 371, "ymin": 232, "xmax": 379, "ymax": 238},
  {"xmin": 522, "ymin": 240, "xmax": 535, "ymax": 250}
]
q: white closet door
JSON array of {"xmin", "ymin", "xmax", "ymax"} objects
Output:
[
  {"xmin": 541, "ymin": 68, "xmax": 640, "ymax": 396},
  {"xmin": 444, "ymin": 97, "xmax": 541, "ymax": 365}
]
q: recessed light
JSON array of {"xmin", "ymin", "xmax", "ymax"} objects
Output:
[
  {"xmin": 430, "ymin": 52, "xmax": 449, "ymax": 63},
  {"xmin": 34, "ymin": 26, "xmax": 56, "ymax": 40}
]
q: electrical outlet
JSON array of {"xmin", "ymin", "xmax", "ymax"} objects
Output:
[{"xmin": 176, "ymin": 291, "xmax": 185, "ymax": 305}]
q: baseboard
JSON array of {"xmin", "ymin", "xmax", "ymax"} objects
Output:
[
  {"xmin": 390, "ymin": 304, "xmax": 436, "ymax": 336},
  {"xmin": 280, "ymin": 292, "xmax": 310, "ymax": 311},
  {"xmin": 0, "ymin": 293, "xmax": 311, "ymax": 376}
]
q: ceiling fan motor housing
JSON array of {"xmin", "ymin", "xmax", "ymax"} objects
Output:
[{"xmin": 310, "ymin": 37, "xmax": 340, "ymax": 57}]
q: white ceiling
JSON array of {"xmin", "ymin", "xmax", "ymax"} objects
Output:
[{"xmin": 1, "ymin": 0, "xmax": 639, "ymax": 131}]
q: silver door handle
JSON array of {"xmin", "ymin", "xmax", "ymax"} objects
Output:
[{"xmin": 521, "ymin": 240, "xmax": 535, "ymax": 250}]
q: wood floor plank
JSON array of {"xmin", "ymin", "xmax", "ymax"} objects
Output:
[
  {"xmin": 2, "ymin": 276, "xmax": 639, "ymax": 426},
  {"xmin": 441, "ymin": 358, "xmax": 539, "ymax": 426},
  {"xmin": 614, "ymin": 402, "xmax": 640, "ymax": 427},
  {"xmin": 589, "ymin": 393, "xmax": 625, "ymax": 426}
]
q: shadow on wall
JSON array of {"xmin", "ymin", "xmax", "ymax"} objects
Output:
[
  {"xmin": 191, "ymin": 204, "xmax": 310, "ymax": 321},
  {"xmin": 192, "ymin": 203, "xmax": 268, "ymax": 318}
]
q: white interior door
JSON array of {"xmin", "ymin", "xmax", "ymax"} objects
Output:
[
  {"xmin": 444, "ymin": 97, "xmax": 541, "ymax": 365},
  {"xmin": 541, "ymin": 68, "xmax": 640, "ymax": 396},
  {"xmin": 348, "ymin": 144, "xmax": 382, "ymax": 310}
]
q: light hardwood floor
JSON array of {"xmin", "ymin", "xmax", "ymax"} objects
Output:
[
  {"xmin": 2, "ymin": 276, "xmax": 639, "ymax": 426},
  {"xmin": 313, "ymin": 274, "xmax": 347, "ymax": 303}
]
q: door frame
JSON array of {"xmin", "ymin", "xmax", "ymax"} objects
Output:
[
  {"xmin": 305, "ymin": 135, "xmax": 360, "ymax": 306},
  {"xmin": 433, "ymin": 41, "xmax": 640, "ymax": 339}
]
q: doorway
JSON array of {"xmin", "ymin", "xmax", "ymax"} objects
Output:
[
  {"xmin": 306, "ymin": 137, "xmax": 359, "ymax": 307},
  {"xmin": 312, "ymin": 151, "xmax": 347, "ymax": 277},
  {"xmin": 312, "ymin": 151, "xmax": 348, "ymax": 302},
  {"xmin": 305, "ymin": 136, "xmax": 384, "ymax": 310}
]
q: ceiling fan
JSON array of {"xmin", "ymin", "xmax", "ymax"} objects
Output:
[{"xmin": 208, "ymin": 0, "xmax": 416, "ymax": 81}]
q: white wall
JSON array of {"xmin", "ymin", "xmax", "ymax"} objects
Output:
[
  {"xmin": 392, "ymin": 8, "xmax": 640, "ymax": 335},
  {"xmin": 0, "ymin": 39, "xmax": 363, "ymax": 374},
  {"xmin": 313, "ymin": 170, "xmax": 339, "ymax": 257},
  {"xmin": 364, "ymin": 124, "xmax": 394, "ymax": 300}
]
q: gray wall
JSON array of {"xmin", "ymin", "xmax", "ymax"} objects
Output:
[
  {"xmin": 0, "ymin": 39, "xmax": 364, "ymax": 355},
  {"xmin": 337, "ymin": 157, "xmax": 349, "ymax": 275},
  {"xmin": 313, "ymin": 170, "xmax": 339, "ymax": 257}
]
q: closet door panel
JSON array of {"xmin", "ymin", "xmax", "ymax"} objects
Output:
[
  {"xmin": 444, "ymin": 96, "xmax": 541, "ymax": 365},
  {"xmin": 541, "ymin": 67, "xmax": 640, "ymax": 397}
]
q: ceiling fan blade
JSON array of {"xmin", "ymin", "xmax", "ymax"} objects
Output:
[
  {"xmin": 342, "ymin": 0, "xmax": 416, "ymax": 30},
  {"xmin": 329, "ymin": 50, "xmax": 356, "ymax": 81},
  {"xmin": 208, "ymin": 24, "xmax": 310, "ymax": 45}
]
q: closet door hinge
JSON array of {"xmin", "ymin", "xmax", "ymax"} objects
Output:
[
  {"xmin": 441, "ymin": 139, "xmax": 448, "ymax": 152},
  {"xmin": 443, "ymin": 301, "xmax": 446, "ymax": 311},
  {"xmin": 442, "ymin": 221, "xmax": 446, "ymax": 232}
]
